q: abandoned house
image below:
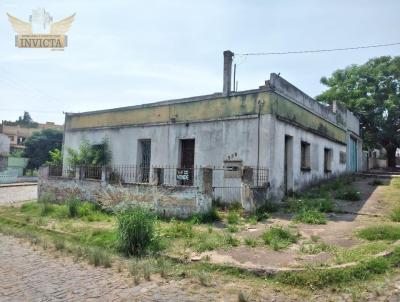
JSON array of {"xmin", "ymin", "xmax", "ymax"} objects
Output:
[{"xmin": 61, "ymin": 50, "xmax": 362, "ymax": 203}]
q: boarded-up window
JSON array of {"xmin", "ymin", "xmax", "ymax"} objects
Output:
[
  {"xmin": 324, "ymin": 148, "xmax": 332, "ymax": 172},
  {"xmin": 339, "ymin": 151, "xmax": 347, "ymax": 164},
  {"xmin": 301, "ymin": 141, "xmax": 311, "ymax": 171},
  {"xmin": 224, "ymin": 160, "xmax": 242, "ymax": 178}
]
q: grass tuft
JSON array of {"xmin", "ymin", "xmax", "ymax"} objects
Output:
[
  {"xmin": 390, "ymin": 207, "xmax": 400, "ymax": 222},
  {"xmin": 227, "ymin": 210, "xmax": 240, "ymax": 225},
  {"xmin": 358, "ymin": 225, "xmax": 400, "ymax": 241},
  {"xmin": 335, "ymin": 187, "xmax": 361, "ymax": 201},
  {"xmin": 87, "ymin": 247, "xmax": 112, "ymax": 267},
  {"xmin": 262, "ymin": 226, "xmax": 298, "ymax": 250},
  {"xmin": 293, "ymin": 208, "xmax": 326, "ymax": 224}
]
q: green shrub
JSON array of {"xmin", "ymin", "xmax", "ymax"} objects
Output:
[
  {"xmin": 87, "ymin": 247, "xmax": 112, "ymax": 267},
  {"xmin": 358, "ymin": 225, "xmax": 400, "ymax": 241},
  {"xmin": 39, "ymin": 202, "xmax": 54, "ymax": 216},
  {"xmin": 227, "ymin": 210, "xmax": 240, "ymax": 225},
  {"xmin": 190, "ymin": 207, "xmax": 221, "ymax": 223},
  {"xmin": 53, "ymin": 239, "xmax": 65, "ymax": 251},
  {"xmin": 116, "ymin": 207, "xmax": 157, "ymax": 256},
  {"xmin": 165, "ymin": 220, "xmax": 194, "ymax": 238},
  {"xmin": 225, "ymin": 235, "xmax": 240, "ymax": 247},
  {"xmin": 335, "ymin": 187, "xmax": 361, "ymax": 201},
  {"xmin": 227, "ymin": 225, "xmax": 239, "ymax": 233},
  {"xmin": 258, "ymin": 200, "xmax": 279, "ymax": 213},
  {"xmin": 293, "ymin": 208, "xmax": 326, "ymax": 224},
  {"xmin": 370, "ymin": 179, "xmax": 383, "ymax": 186},
  {"xmin": 244, "ymin": 237, "xmax": 258, "ymax": 247},
  {"xmin": 228, "ymin": 202, "xmax": 242, "ymax": 211},
  {"xmin": 262, "ymin": 226, "xmax": 298, "ymax": 250},
  {"xmin": 391, "ymin": 208, "xmax": 400, "ymax": 222},
  {"xmin": 67, "ymin": 198, "xmax": 80, "ymax": 218}
]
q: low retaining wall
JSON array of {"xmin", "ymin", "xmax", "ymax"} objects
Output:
[{"xmin": 38, "ymin": 167, "xmax": 212, "ymax": 218}]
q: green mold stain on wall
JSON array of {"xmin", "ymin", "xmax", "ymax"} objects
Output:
[{"xmin": 66, "ymin": 90, "xmax": 346, "ymax": 144}]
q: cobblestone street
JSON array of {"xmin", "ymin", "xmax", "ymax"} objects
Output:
[{"xmin": 0, "ymin": 234, "xmax": 240, "ymax": 302}]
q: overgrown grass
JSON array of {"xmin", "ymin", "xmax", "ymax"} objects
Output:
[
  {"xmin": 293, "ymin": 208, "xmax": 327, "ymax": 224},
  {"xmin": 227, "ymin": 210, "xmax": 240, "ymax": 225},
  {"xmin": 190, "ymin": 207, "xmax": 221, "ymax": 224},
  {"xmin": 358, "ymin": 225, "xmax": 400, "ymax": 241},
  {"xmin": 390, "ymin": 207, "xmax": 400, "ymax": 222},
  {"xmin": 288, "ymin": 197, "xmax": 334, "ymax": 213},
  {"xmin": 300, "ymin": 241, "xmax": 333, "ymax": 254},
  {"xmin": 20, "ymin": 201, "xmax": 111, "ymax": 221},
  {"xmin": 87, "ymin": 246, "xmax": 112, "ymax": 267},
  {"xmin": 116, "ymin": 207, "xmax": 158, "ymax": 256},
  {"xmin": 334, "ymin": 242, "xmax": 389, "ymax": 264},
  {"xmin": 276, "ymin": 255, "xmax": 393, "ymax": 289},
  {"xmin": 369, "ymin": 179, "xmax": 384, "ymax": 186},
  {"xmin": 262, "ymin": 226, "xmax": 298, "ymax": 250},
  {"xmin": 335, "ymin": 187, "xmax": 361, "ymax": 201}
]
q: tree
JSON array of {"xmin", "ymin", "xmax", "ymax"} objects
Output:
[
  {"xmin": 46, "ymin": 149, "xmax": 63, "ymax": 165},
  {"xmin": 4, "ymin": 111, "xmax": 38, "ymax": 128},
  {"xmin": 66, "ymin": 137, "xmax": 112, "ymax": 166},
  {"xmin": 24, "ymin": 129, "xmax": 63, "ymax": 169},
  {"xmin": 317, "ymin": 56, "xmax": 400, "ymax": 168}
]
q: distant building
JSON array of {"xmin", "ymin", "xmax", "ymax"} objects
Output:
[
  {"xmin": 0, "ymin": 133, "xmax": 10, "ymax": 155},
  {"xmin": 63, "ymin": 50, "xmax": 363, "ymax": 201},
  {"xmin": 0, "ymin": 121, "xmax": 63, "ymax": 152}
]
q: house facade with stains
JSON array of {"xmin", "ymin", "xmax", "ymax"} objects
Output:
[{"xmin": 63, "ymin": 51, "xmax": 362, "ymax": 201}]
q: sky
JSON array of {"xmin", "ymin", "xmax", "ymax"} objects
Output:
[{"xmin": 0, "ymin": 0, "xmax": 399, "ymax": 125}]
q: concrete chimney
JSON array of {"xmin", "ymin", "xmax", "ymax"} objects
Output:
[{"xmin": 223, "ymin": 50, "xmax": 234, "ymax": 96}]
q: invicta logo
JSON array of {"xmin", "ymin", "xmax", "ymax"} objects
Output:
[{"xmin": 7, "ymin": 8, "xmax": 75, "ymax": 49}]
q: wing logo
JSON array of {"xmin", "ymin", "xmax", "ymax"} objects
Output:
[{"xmin": 7, "ymin": 8, "xmax": 75, "ymax": 49}]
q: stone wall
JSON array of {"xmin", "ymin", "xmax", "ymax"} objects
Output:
[{"xmin": 38, "ymin": 167, "xmax": 212, "ymax": 218}]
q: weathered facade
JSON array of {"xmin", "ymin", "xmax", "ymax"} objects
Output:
[
  {"xmin": 63, "ymin": 51, "xmax": 362, "ymax": 201},
  {"xmin": 0, "ymin": 121, "xmax": 63, "ymax": 151}
]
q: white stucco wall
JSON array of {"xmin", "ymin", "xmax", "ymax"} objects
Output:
[
  {"xmin": 63, "ymin": 116, "xmax": 265, "ymax": 168},
  {"xmin": 266, "ymin": 117, "xmax": 347, "ymax": 200},
  {"xmin": 63, "ymin": 114, "xmax": 352, "ymax": 201}
]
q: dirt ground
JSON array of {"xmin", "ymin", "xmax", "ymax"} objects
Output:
[{"xmin": 201, "ymin": 177, "xmax": 392, "ymax": 270}]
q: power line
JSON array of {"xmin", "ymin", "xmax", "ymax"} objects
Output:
[{"xmin": 237, "ymin": 42, "xmax": 400, "ymax": 56}]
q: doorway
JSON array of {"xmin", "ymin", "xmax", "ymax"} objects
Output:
[
  {"xmin": 138, "ymin": 139, "xmax": 151, "ymax": 182},
  {"xmin": 179, "ymin": 139, "xmax": 195, "ymax": 185},
  {"xmin": 284, "ymin": 135, "xmax": 293, "ymax": 194}
]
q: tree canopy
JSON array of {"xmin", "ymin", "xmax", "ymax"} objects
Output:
[
  {"xmin": 24, "ymin": 128, "xmax": 63, "ymax": 169},
  {"xmin": 3, "ymin": 111, "xmax": 39, "ymax": 128},
  {"xmin": 66, "ymin": 137, "xmax": 112, "ymax": 166},
  {"xmin": 317, "ymin": 56, "xmax": 400, "ymax": 167}
]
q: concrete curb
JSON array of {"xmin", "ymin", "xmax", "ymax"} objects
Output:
[
  {"xmin": 0, "ymin": 183, "xmax": 37, "ymax": 188},
  {"xmin": 357, "ymin": 173, "xmax": 400, "ymax": 178}
]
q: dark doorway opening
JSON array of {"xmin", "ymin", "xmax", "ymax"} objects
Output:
[
  {"xmin": 179, "ymin": 139, "xmax": 195, "ymax": 185},
  {"xmin": 138, "ymin": 139, "xmax": 151, "ymax": 182},
  {"xmin": 284, "ymin": 135, "xmax": 293, "ymax": 194}
]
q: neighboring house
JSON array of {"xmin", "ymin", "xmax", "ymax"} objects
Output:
[
  {"xmin": 63, "ymin": 50, "xmax": 362, "ymax": 201},
  {"xmin": 0, "ymin": 133, "xmax": 10, "ymax": 155},
  {"xmin": 0, "ymin": 121, "xmax": 63, "ymax": 152}
]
